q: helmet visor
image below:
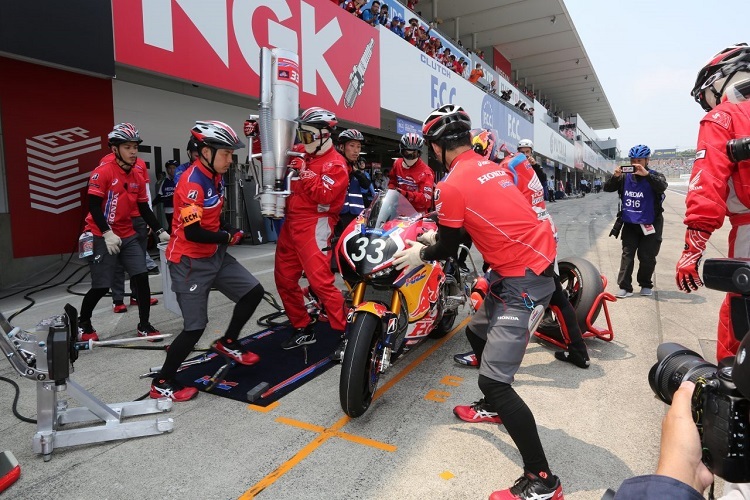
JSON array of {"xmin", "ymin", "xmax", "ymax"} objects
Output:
[{"xmin": 297, "ymin": 128, "xmax": 323, "ymax": 145}]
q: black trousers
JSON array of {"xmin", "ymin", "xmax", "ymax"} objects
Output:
[{"xmin": 617, "ymin": 216, "xmax": 663, "ymax": 291}]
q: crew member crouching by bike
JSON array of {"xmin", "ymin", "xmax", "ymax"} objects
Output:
[{"xmin": 392, "ymin": 105, "xmax": 564, "ymax": 500}]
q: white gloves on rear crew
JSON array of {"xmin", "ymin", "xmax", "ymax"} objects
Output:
[
  {"xmin": 102, "ymin": 230, "xmax": 122, "ymax": 255},
  {"xmin": 157, "ymin": 229, "xmax": 170, "ymax": 244}
]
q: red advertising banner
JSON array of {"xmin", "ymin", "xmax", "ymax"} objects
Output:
[
  {"xmin": 0, "ymin": 57, "xmax": 114, "ymax": 258},
  {"xmin": 113, "ymin": 0, "xmax": 380, "ymax": 128}
]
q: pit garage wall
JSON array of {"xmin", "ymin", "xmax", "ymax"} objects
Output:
[{"xmin": 112, "ymin": 81, "xmax": 253, "ymax": 178}]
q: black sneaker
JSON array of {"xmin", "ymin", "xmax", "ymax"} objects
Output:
[
  {"xmin": 281, "ymin": 323, "xmax": 316, "ymax": 350},
  {"xmin": 554, "ymin": 349, "xmax": 590, "ymax": 369},
  {"xmin": 489, "ymin": 472, "xmax": 563, "ymax": 500},
  {"xmin": 137, "ymin": 323, "xmax": 163, "ymax": 343}
]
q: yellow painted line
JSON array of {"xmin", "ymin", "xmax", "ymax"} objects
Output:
[
  {"xmin": 247, "ymin": 401, "xmax": 280, "ymax": 413},
  {"xmin": 440, "ymin": 471, "xmax": 455, "ymax": 480},
  {"xmin": 241, "ymin": 314, "xmax": 472, "ymax": 498},
  {"xmin": 333, "ymin": 431, "xmax": 397, "ymax": 452},
  {"xmin": 275, "ymin": 417, "xmax": 325, "ymax": 433}
]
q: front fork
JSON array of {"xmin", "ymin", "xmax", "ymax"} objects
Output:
[{"xmin": 348, "ymin": 282, "xmax": 401, "ymax": 373}]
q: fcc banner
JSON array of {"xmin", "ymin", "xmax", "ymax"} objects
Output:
[
  {"xmin": 380, "ymin": 27, "xmax": 530, "ymax": 149},
  {"xmin": 113, "ymin": 0, "xmax": 381, "ymax": 128},
  {"xmin": 0, "ymin": 57, "xmax": 113, "ymax": 258}
]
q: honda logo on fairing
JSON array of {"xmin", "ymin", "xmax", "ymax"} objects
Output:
[
  {"xmin": 26, "ymin": 127, "xmax": 102, "ymax": 214},
  {"xmin": 142, "ymin": 0, "xmax": 346, "ymax": 103}
]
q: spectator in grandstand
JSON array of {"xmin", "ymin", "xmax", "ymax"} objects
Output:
[
  {"xmin": 407, "ymin": 0, "xmax": 418, "ymax": 8},
  {"xmin": 604, "ymin": 144, "xmax": 667, "ymax": 298},
  {"xmin": 377, "ymin": 3, "xmax": 389, "ymax": 26},
  {"xmin": 676, "ymin": 43, "xmax": 750, "ymax": 363},
  {"xmin": 500, "ymin": 89, "xmax": 512, "ymax": 101},
  {"xmin": 489, "ymin": 80, "xmax": 498, "ymax": 94},
  {"xmin": 361, "ymin": 0, "xmax": 380, "ymax": 26},
  {"xmin": 390, "ymin": 16, "xmax": 405, "ymax": 37},
  {"xmin": 342, "ymin": 0, "xmax": 365, "ymax": 17},
  {"xmin": 468, "ymin": 63, "xmax": 484, "ymax": 84}
]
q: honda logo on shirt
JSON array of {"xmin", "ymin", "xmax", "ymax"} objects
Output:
[{"xmin": 113, "ymin": 0, "xmax": 380, "ymax": 127}]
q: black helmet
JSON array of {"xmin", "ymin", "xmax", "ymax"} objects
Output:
[
  {"xmin": 186, "ymin": 137, "xmax": 199, "ymax": 153},
  {"xmin": 422, "ymin": 104, "xmax": 472, "ymax": 141}
]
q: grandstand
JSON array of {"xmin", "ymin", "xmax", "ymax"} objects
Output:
[{"xmin": 643, "ymin": 148, "xmax": 695, "ymax": 178}]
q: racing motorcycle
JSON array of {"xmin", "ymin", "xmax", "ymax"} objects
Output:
[{"xmin": 334, "ymin": 189, "xmax": 470, "ymax": 418}]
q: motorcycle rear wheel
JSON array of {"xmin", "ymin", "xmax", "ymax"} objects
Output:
[
  {"xmin": 537, "ymin": 257, "xmax": 604, "ymax": 338},
  {"xmin": 340, "ymin": 313, "xmax": 383, "ymax": 418}
]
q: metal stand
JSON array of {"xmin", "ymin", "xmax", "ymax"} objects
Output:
[{"xmin": 0, "ymin": 305, "xmax": 174, "ymax": 461}]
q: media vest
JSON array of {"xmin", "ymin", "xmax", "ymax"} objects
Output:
[{"xmin": 621, "ymin": 173, "xmax": 658, "ymax": 225}]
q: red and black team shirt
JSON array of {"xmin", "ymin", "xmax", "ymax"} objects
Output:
[
  {"xmin": 85, "ymin": 154, "xmax": 148, "ymax": 238},
  {"xmin": 166, "ymin": 161, "xmax": 225, "ymax": 262}
]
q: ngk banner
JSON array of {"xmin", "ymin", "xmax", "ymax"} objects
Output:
[
  {"xmin": 0, "ymin": 57, "xmax": 113, "ymax": 258},
  {"xmin": 113, "ymin": 0, "xmax": 380, "ymax": 128}
]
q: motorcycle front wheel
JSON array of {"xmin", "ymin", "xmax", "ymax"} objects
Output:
[{"xmin": 340, "ymin": 313, "xmax": 383, "ymax": 418}]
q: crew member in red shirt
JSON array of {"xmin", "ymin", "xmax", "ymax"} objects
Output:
[
  {"xmin": 393, "ymin": 105, "xmax": 563, "ymax": 500},
  {"xmin": 274, "ymin": 107, "xmax": 349, "ymax": 350},
  {"xmin": 152, "ymin": 121, "xmax": 264, "ymax": 402},
  {"xmin": 676, "ymin": 43, "xmax": 750, "ymax": 361},
  {"xmin": 388, "ymin": 133, "xmax": 434, "ymax": 212},
  {"xmin": 77, "ymin": 123, "xmax": 170, "ymax": 342}
]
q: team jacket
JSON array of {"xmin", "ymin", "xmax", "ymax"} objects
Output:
[
  {"xmin": 388, "ymin": 158, "xmax": 435, "ymax": 212},
  {"xmin": 436, "ymin": 149, "xmax": 555, "ymax": 277},
  {"xmin": 165, "ymin": 161, "xmax": 226, "ymax": 262},
  {"xmin": 684, "ymin": 99, "xmax": 750, "ymax": 233},
  {"xmin": 286, "ymin": 147, "xmax": 349, "ymax": 223},
  {"xmin": 85, "ymin": 154, "xmax": 148, "ymax": 238}
]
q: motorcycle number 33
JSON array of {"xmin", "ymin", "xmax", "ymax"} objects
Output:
[{"xmin": 348, "ymin": 237, "xmax": 388, "ymax": 264}]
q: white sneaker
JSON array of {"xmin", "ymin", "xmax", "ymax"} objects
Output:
[
  {"xmin": 640, "ymin": 287, "xmax": 653, "ymax": 296},
  {"xmin": 615, "ymin": 289, "xmax": 633, "ymax": 298}
]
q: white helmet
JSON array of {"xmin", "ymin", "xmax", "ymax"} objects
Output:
[{"xmin": 518, "ymin": 139, "xmax": 534, "ymax": 150}]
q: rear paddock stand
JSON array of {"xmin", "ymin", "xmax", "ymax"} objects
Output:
[
  {"xmin": 534, "ymin": 275, "xmax": 617, "ymax": 349},
  {"xmin": 0, "ymin": 305, "xmax": 174, "ymax": 461}
]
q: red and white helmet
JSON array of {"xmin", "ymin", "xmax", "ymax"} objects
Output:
[
  {"xmin": 338, "ymin": 129, "xmax": 364, "ymax": 144},
  {"xmin": 108, "ymin": 123, "xmax": 142, "ymax": 145},
  {"xmin": 422, "ymin": 104, "xmax": 472, "ymax": 141},
  {"xmin": 691, "ymin": 43, "xmax": 750, "ymax": 111},
  {"xmin": 190, "ymin": 120, "xmax": 245, "ymax": 150},
  {"xmin": 296, "ymin": 107, "xmax": 338, "ymax": 130},
  {"xmin": 399, "ymin": 133, "xmax": 424, "ymax": 151}
]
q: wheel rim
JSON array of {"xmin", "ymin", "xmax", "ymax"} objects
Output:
[{"xmin": 365, "ymin": 335, "xmax": 382, "ymax": 397}]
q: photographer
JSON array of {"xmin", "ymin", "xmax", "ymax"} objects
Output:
[
  {"xmin": 603, "ymin": 145, "xmax": 667, "ymax": 298},
  {"xmin": 614, "ymin": 382, "xmax": 714, "ymax": 499},
  {"xmin": 676, "ymin": 43, "xmax": 750, "ymax": 362}
]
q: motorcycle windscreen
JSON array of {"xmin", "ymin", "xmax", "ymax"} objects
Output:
[{"xmin": 340, "ymin": 190, "xmax": 419, "ymax": 278}]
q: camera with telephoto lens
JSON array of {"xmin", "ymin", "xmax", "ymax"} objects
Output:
[
  {"xmin": 649, "ymin": 258, "xmax": 750, "ymax": 483},
  {"xmin": 609, "ymin": 214, "xmax": 624, "ymax": 239},
  {"xmin": 727, "ymin": 137, "xmax": 750, "ymax": 163}
]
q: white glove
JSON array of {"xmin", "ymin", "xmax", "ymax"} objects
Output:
[
  {"xmin": 392, "ymin": 240, "xmax": 425, "ymax": 273},
  {"xmin": 103, "ymin": 230, "xmax": 121, "ymax": 255},
  {"xmin": 157, "ymin": 229, "xmax": 170, "ymax": 244},
  {"xmin": 417, "ymin": 229, "xmax": 437, "ymax": 246}
]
